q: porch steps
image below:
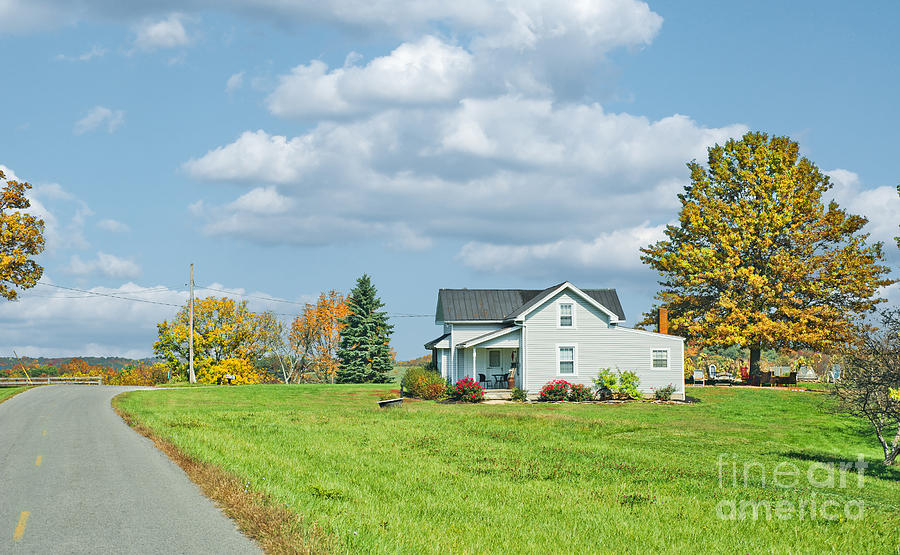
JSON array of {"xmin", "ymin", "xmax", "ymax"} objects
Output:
[{"xmin": 483, "ymin": 389, "xmax": 513, "ymax": 400}]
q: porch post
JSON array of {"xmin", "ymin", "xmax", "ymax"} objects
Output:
[
  {"xmin": 519, "ymin": 325, "xmax": 526, "ymax": 391},
  {"xmin": 472, "ymin": 348, "xmax": 476, "ymax": 381}
]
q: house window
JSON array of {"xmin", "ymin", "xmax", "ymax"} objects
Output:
[
  {"xmin": 558, "ymin": 346, "xmax": 575, "ymax": 375},
  {"xmin": 652, "ymin": 349, "xmax": 669, "ymax": 369},
  {"xmin": 559, "ymin": 303, "xmax": 573, "ymax": 327},
  {"xmin": 488, "ymin": 350, "xmax": 501, "ymax": 368}
]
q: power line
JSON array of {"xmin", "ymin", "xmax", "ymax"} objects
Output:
[
  {"xmin": 30, "ymin": 282, "xmax": 433, "ymax": 318},
  {"xmin": 196, "ymin": 285, "xmax": 309, "ymax": 306},
  {"xmin": 34, "ymin": 283, "xmax": 183, "ymax": 308},
  {"xmin": 196, "ymin": 285, "xmax": 431, "ymax": 317},
  {"xmin": 25, "ymin": 286, "xmax": 171, "ymax": 299}
]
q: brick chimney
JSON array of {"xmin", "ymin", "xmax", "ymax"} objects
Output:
[{"xmin": 657, "ymin": 307, "xmax": 668, "ymax": 335}]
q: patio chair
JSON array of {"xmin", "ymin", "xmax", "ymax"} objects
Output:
[
  {"xmin": 692, "ymin": 370, "xmax": 705, "ymax": 386},
  {"xmin": 740, "ymin": 369, "xmax": 750, "ymax": 385},
  {"xmin": 478, "ymin": 373, "xmax": 489, "ymax": 389},
  {"xmin": 759, "ymin": 371, "xmax": 773, "ymax": 387},
  {"xmin": 831, "ymin": 366, "xmax": 841, "ymax": 382}
]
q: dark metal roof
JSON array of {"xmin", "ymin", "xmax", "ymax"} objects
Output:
[
  {"xmin": 436, "ymin": 284, "xmax": 625, "ymax": 322},
  {"xmin": 424, "ymin": 333, "xmax": 450, "ymax": 349}
]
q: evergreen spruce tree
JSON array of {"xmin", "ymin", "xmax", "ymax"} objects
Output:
[{"xmin": 336, "ymin": 274, "xmax": 394, "ymax": 383}]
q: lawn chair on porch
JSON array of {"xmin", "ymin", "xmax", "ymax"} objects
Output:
[{"xmin": 478, "ymin": 373, "xmax": 490, "ymax": 389}]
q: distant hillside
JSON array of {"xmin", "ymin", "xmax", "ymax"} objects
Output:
[
  {"xmin": 397, "ymin": 354, "xmax": 431, "ymax": 367},
  {"xmin": 0, "ymin": 356, "xmax": 160, "ymax": 371}
]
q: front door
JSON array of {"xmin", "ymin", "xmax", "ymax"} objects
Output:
[{"xmin": 487, "ymin": 350, "xmax": 502, "ymax": 388}]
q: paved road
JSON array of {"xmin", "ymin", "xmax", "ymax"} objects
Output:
[{"xmin": 0, "ymin": 386, "xmax": 260, "ymax": 554}]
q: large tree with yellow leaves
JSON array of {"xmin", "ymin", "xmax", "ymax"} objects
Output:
[
  {"xmin": 641, "ymin": 132, "xmax": 893, "ymax": 375},
  {"xmin": 1, "ymin": 169, "xmax": 45, "ymax": 300},
  {"xmin": 154, "ymin": 296, "xmax": 279, "ymax": 381}
]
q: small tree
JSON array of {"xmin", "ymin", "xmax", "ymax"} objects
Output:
[
  {"xmin": 290, "ymin": 290, "xmax": 349, "ymax": 383},
  {"xmin": 1, "ymin": 168, "xmax": 45, "ymax": 300},
  {"xmin": 834, "ymin": 309, "xmax": 900, "ymax": 466},
  {"xmin": 336, "ymin": 274, "xmax": 394, "ymax": 383}
]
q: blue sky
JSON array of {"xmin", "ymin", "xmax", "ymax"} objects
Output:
[{"xmin": 1, "ymin": 1, "xmax": 898, "ymax": 359}]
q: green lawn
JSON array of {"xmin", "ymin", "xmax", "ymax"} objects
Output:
[
  {"xmin": 115, "ymin": 385, "xmax": 899, "ymax": 553},
  {"xmin": 0, "ymin": 386, "xmax": 28, "ymax": 404}
]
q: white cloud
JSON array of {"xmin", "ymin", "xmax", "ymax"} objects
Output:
[
  {"xmin": 183, "ymin": 129, "xmax": 320, "ymax": 184},
  {"xmin": 228, "ymin": 187, "xmax": 293, "ymax": 215},
  {"xmin": 97, "ymin": 219, "xmax": 130, "ymax": 233},
  {"xmin": 0, "ymin": 166, "xmax": 92, "ymax": 252},
  {"xmin": 55, "ymin": 45, "xmax": 105, "ymax": 62},
  {"xmin": 267, "ymin": 36, "xmax": 474, "ymax": 117},
  {"xmin": 458, "ymin": 222, "xmax": 667, "ymax": 275},
  {"xmin": 74, "ymin": 106, "xmax": 125, "ymax": 135},
  {"xmin": 827, "ymin": 169, "xmax": 900, "ymax": 261},
  {"xmin": 2, "ymin": 1, "xmax": 661, "ymax": 43},
  {"xmin": 437, "ymin": 98, "xmax": 746, "ymax": 178},
  {"xmin": 226, "ymin": 71, "xmax": 244, "ymax": 93},
  {"xmin": 0, "ymin": 278, "xmax": 313, "ymax": 357},
  {"xmin": 183, "ymin": 101, "xmax": 743, "ymax": 254},
  {"xmin": 0, "ymin": 280, "xmax": 187, "ymax": 358},
  {"xmin": 67, "ymin": 252, "xmax": 142, "ymax": 279},
  {"xmin": 0, "ymin": 0, "xmax": 63, "ymax": 32},
  {"xmin": 134, "ymin": 12, "xmax": 190, "ymax": 51}
]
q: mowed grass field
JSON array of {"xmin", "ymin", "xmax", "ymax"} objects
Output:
[
  {"xmin": 0, "ymin": 386, "xmax": 28, "ymax": 404},
  {"xmin": 115, "ymin": 385, "xmax": 899, "ymax": 553}
]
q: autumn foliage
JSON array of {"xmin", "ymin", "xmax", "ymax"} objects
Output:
[
  {"xmin": 641, "ymin": 132, "xmax": 893, "ymax": 371},
  {"xmin": 288, "ymin": 290, "xmax": 349, "ymax": 383},
  {"xmin": 1, "ymin": 168, "xmax": 45, "ymax": 301},
  {"xmin": 56, "ymin": 358, "xmax": 169, "ymax": 386},
  {"xmin": 195, "ymin": 357, "xmax": 267, "ymax": 385},
  {"xmin": 154, "ymin": 296, "xmax": 280, "ymax": 381}
]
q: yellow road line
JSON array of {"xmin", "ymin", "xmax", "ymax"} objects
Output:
[
  {"xmin": 35, "ymin": 456, "xmax": 42, "ymax": 467},
  {"xmin": 13, "ymin": 512, "xmax": 29, "ymax": 541}
]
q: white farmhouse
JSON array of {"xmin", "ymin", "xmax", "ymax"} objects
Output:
[{"xmin": 424, "ymin": 282, "xmax": 685, "ymax": 400}]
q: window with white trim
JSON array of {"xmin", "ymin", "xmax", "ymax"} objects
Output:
[
  {"xmin": 559, "ymin": 303, "xmax": 573, "ymax": 327},
  {"xmin": 559, "ymin": 346, "xmax": 575, "ymax": 375},
  {"xmin": 488, "ymin": 350, "xmax": 501, "ymax": 368},
  {"xmin": 652, "ymin": 349, "xmax": 669, "ymax": 369}
]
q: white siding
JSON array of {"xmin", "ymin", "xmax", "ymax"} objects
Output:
[
  {"xmin": 435, "ymin": 348, "xmax": 449, "ymax": 377},
  {"xmin": 523, "ymin": 291, "xmax": 685, "ymax": 399},
  {"xmin": 448, "ymin": 323, "xmax": 504, "ymax": 382}
]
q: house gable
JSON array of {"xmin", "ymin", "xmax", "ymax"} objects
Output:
[
  {"xmin": 435, "ymin": 284, "xmax": 624, "ymax": 323},
  {"xmin": 511, "ymin": 282, "xmax": 619, "ymax": 323}
]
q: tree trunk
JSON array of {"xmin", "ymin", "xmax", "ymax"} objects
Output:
[
  {"xmin": 749, "ymin": 346, "xmax": 761, "ymax": 382},
  {"xmin": 884, "ymin": 428, "xmax": 900, "ymax": 466}
]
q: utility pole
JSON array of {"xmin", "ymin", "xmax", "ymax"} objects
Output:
[{"xmin": 189, "ymin": 263, "xmax": 195, "ymax": 384}]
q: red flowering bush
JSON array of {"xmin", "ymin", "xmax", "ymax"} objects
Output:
[
  {"xmin": 450, "ymin": 377, "xmax": 484, "ymax": 403},
  {"xmin": 568, "ymin": 383, "xmax": 593, "ymax": 402},
  {"xmin": 539, "ymin": 380, "xmax": 571, "ymax": 401}
]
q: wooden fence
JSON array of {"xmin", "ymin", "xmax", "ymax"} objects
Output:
[{"xmin": 0, "ymin": 376, "xmax": 103, "ymax": 386}]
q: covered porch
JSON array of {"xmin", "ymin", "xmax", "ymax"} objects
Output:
[
  {"xmin": 473, "ymin": 347, "xmax": 519, "ymax": 389},
  {"xmin": 457, "ymin": 325, "xmax": 522, "ymax": 390}
]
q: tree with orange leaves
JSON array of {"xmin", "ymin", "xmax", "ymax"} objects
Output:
[{"xmin": 288, "ymin": 290, "xmax": 349, "ymax": 383}]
